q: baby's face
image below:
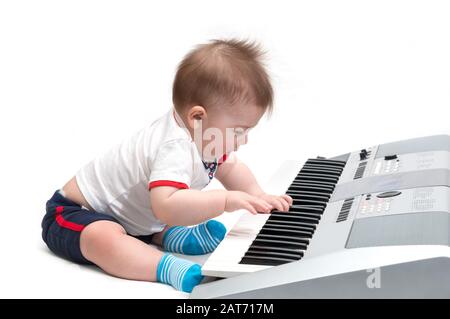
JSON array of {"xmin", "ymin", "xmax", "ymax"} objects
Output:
[{"xmin": 193, "ymin": 103, "xmax": 265, "ymax": 162}]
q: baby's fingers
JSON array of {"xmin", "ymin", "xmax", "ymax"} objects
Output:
[
  {"xmin": 281, "ymin": 194, "xmax": 294, "ymax": 206},
  {"xmin": 266, "ymin": 197, "xmax": 286, "ymax": 212},
  {"xmin": 250, "ymin": 197, "xmax": 272, "ymax": 213},
  {"xmin": 244, "ymin": 202, "xmax": 258, "ymax": 215},
  {"xmin": 278, "ymin": 196, "xmax": 291, "ymax": 212}
]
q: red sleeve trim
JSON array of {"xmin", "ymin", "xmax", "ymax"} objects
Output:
[
  {"xmin": 218, "ymin": 153, "xmax": 228, "ymax": 166},
  {"xmin": 148, "ymin": 180, "xmax": 189, "ymax": 190}
]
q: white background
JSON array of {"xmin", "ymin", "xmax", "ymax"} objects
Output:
[{"xmin": 0, "ymin": 0, "xmax": 449, "ymax": 298}]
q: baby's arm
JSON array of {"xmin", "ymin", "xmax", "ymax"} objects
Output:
[
  {"xmin": 215, "ymin": 153, "xmax": 293, "ymax": 212},
  {"xmin": 150, "ymin": 186, "xmax": 272, "ymax": 226},
  {"xmin": 151, "ymin": 187, "xmax": 225, "ymax": 225}
]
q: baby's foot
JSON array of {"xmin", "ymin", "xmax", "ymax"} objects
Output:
[
  {"xmin": 162, "ymin": 220, "xmax": 226, "ymax": 255},
  {"xmin": 156, "ymin": 253, "xmax": 203, "ymax": 293}
]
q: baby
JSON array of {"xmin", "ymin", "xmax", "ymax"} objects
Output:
[{"xmin": 41, "ymin": 39, "xmax": 293, "ymax": 293}]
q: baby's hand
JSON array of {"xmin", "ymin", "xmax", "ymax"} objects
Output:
[
  {"xmin": 224, "ymin": 191, "xmax": 272, "ymax": 215},
  {"xmin": 256, "ymin": 193, "xmax": 293, "ymax": 212}
]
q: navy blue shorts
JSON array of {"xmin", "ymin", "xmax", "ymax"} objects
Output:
[{"xmin": 41, "ymin": 189, "xmax": 155, "ymax": 265}]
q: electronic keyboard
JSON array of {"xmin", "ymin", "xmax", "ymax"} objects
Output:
[{"xmin": 190, "ymin": 135, "xmax": 450, "ymax": 298}]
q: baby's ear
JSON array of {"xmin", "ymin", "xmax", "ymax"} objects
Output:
[{"xmin": 187, "ymin": 105, "xmax": 207, "ymax": 118}]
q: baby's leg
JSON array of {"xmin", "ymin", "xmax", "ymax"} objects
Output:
[
  {"xmin": 152, "ymin": 220, "xmax": 227, "ymax": 255},
  {"xmin": 80, "ymin": 221, "xmax": 203, "ymax": 292},
  {"xmin": 80, "ymin": 220, "xmax": 162, "ymax": 281}
]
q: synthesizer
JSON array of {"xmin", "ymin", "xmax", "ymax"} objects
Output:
[{"xmin": 190, "ymin": 135, "xmax": 450, "ymax": 298}]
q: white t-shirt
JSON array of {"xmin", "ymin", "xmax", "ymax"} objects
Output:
[{"xmin": 75, "ymin": 108, "xmax": 229, "ymax": 236}]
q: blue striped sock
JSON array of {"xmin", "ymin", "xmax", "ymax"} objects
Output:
[
  {"xmin": 162, "ymin": 220, "xmax": 226, "ymax": 255},
  {"xmin": 156, "ymin": 253, "xmax": 203, "ymax": 293}
]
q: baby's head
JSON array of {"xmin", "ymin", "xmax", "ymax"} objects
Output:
[{"xmin": 172, "ymin": 38, "xmax": 273, "ymax": 162}]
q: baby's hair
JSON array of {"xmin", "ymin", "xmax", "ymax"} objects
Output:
[{"xmin": 172, "ymin": 38, "xmax": 273, "ymax": 115}]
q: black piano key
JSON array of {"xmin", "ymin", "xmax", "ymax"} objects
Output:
[
  {"xmin": 290, "ymin": 193, "xmax": 331, "ymax": 200},
  {"xmin": 289, "ymin": 204, "xmax": 327, "ymax": 212},
  {"xmin": 259, "ymin": 226, "xmax": 313, "ymax": 238},
  {"xmin": 290, "ymin": 180, "xmax": 335, "ymax": 187},
  {"xmin": 300, "ymin": 168, "xmax": 342, "ymax": 177},
  {"xmin": 252, "ymin": 238, "xmax": 308, "ymax": 250},
  {"xmin": 269, "ymin": 216, "xmax": 320, "ymax": 225},
  {"xmin": 305, "ymin": 159, "xmax": 346, "ymax": 167},
  {"xmin": 288, "ymin": 205, "xmax": 324, "ymax": 213},
  {"xmin": 303, "ymin": 170, "xmax": 342, "ymax": 177},
  {"xmin": 288, "ymin": 187, "xmax": 333, "ymax": 196},
  {"xmin": 290, "ymin": 182, "xmax": 335, "ymax": 190},
  {"xmin": 287, "ymin": 193, "xmax": 330, "ymax": 201},
  {"xmin": 291, "ymin": 196, "xmax": 329, "ymax": 203},
  {"xmin": 255, "ymin": 233, "xmax": 310, "ymax": 244},
  {"xmin": 306, "ymin": 157, "xmax": 346, "ymax": 163},
  {"xmin": 299, "ymin": 168, "xmax": 342, "ymax": 174},
  {"xmin": 295, "ymin": 173, "xmax": 339, "ymax": 186},
  {"xmin": 270, "ymin": 211, "xmax": 322, "ymax": 220},
  {"xmin": 286, "ymin": 190, "xmax": 331, "ymax": 198},
  {"xmin": 302, "ymin": 171, "xmax": 342, "ymax": 178},
  {"xmin": 293, "ymin": 204, "xmax": 325, "ymax": 208},
  {"xmin": 245, "ymin": 249, "xmax": 302, "ymax": 259},
  {"xmin": 240, "ymin": 256, "xmax": 297, "ymax": 266},
  {"xmin": 302, "ymin": 164, "xmax": 344, "ymax": 172},
  {"xmin": 290, "ymin": 198, "xmax": 330, "ymax": 205},
  {"xmin": 295, "ymin": 173, "xmax": 339, "ymax": 183},
  {"xmin": 268, "ymin": 214, "xmax": 320, "ymax": 224},
  {"xmin": 250, "ymin": 244, "xmax": 305, "ymax": 256},
  {"xmin": 262, "ymin": 223, "xmax": 314, "ymax": 235},
  {"xmin": 291, "ymin": 180, "xmax": 336, "ymax": 188},
  {"xmin": 264, "ymin": 219, "xmax": 316, "ymax": 230},
  {"xmin": 291, "ymin": 199, "xmax": 327, "ymax": 208},
  {"xmin": 276, "ymin": 212, "xmax": 322, "ymax": 221}
]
